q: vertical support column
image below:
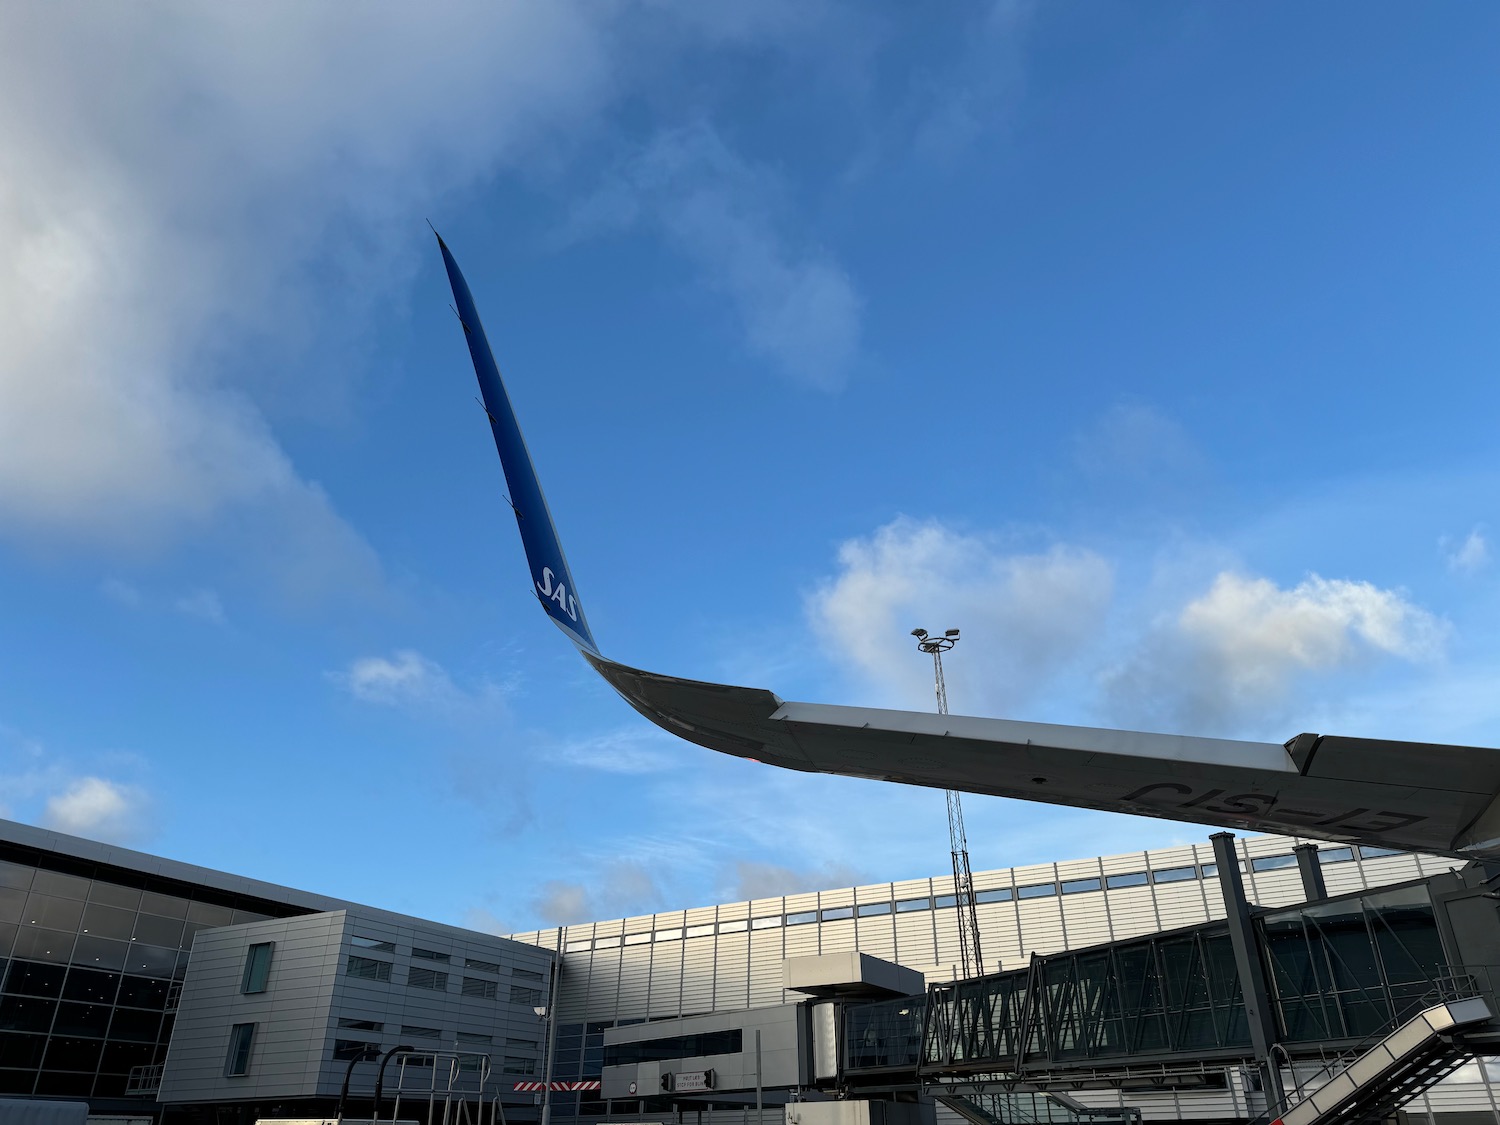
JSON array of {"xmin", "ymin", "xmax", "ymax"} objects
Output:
[
  {"xmin": 1211, "ymin": 832, "xmax": 1285, "ymax": 1111},
  {"xmin": 1293, "ymin": 843, "xmax": 1327, "ymax": 902}
]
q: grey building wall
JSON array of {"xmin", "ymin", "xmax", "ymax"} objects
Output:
[
  {"xmin": 158, "ymin": 909, "xmax": 555, "ymax": 1108},
  {"xmin": 601, "ymin": 1004, "xmax": 806, "ymax": 1099}
]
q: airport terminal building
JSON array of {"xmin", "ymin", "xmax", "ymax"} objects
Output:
[{"xmin": 1, "ymin": 816, "xmax": 1497, "ymax": 1124}]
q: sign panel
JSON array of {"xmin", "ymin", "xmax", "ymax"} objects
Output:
[{"xmin": 672, "ymin": 1070, "xmax": 714, "ymax": 1093}]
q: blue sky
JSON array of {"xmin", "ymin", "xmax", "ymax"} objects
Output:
[{"xmin": 2, "ymin": 3, "xmax": 1499, "ymax": 933}]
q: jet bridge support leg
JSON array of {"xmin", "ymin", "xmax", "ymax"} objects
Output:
[
  {"xmin": 1293, "ymin": 843, "xmax": 1327, "ymax": 901},
  {"xmin": 1211, "ymin": 832, "xmax": 1286, "ymax": 1110}
]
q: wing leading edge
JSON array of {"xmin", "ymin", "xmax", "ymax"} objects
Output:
[{"xmin": 436, "ymin": 236, "xmax": 1500, "ymax": 861}]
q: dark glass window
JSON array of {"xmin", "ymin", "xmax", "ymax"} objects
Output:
[
  {"xmin": 338, "ymin": 1018, "xmax": 384, "ymax": 1031},
  {"xmin": 1106, "ymin": 872, "xmax": 1148, "ymax": 889},
  {"xmin": 1251, "ymin": 854, "xmax": 1297, "ymax": 872},
  {"xmin": 456, "ymin": 1031, "xmax": 491, "ymax": 1045},
  {"xmin": 401, "ymin": 1025, "xmax": 441, "ymax": 1040},
  {"xmin": 821, "ymin": 906, "xmax": 853, "ymax": 921},
  {"xmin": 122, "ymin": 943, "xmax": 176, "ymax": 977},
  {"xmin": 225, "ymin": 1022, "xmax": 255, "ymax": 1076},
  {"xmin": 241, "ymin": 942, "xmax": 273, "ymax": 994},
  {"xmin": 115, "ymin": 976, "xmax": 169, "ymax": 1010},
  {"xmin": 1201, "ymin": 864, "xmax": 1219, "ymax": 877},
  {"xmin": 131, "ymin": 914, "xmax": 185, "ymax": 948},
  {"xmin": 334, "ymin": 1038, "xmax": 379, "ymax": 1061},
  {"xmin": 1152, "ymin": 866, "xmax": 1198, "ymax": 883},
  {"xmin": 1018, "ymin": 883, "xmax": 1057, "ymax": 899},
  {"xmin": 512, "ymin": 967, "xmax": 544, "ymax": 981},
  {"xmin": 896, "ymin": 898, "xmax": 931, "ymax": 913},
  {"xmin": 107, "ymin": 1008, "xmax": 161, "ymax": 1043},
  {"xmin": 5, "ymin": 962, "xmax": 66, "ymax": 997},
  {"xmin": 462, "ymin": 977, "xmax": 498, "ymax": 1000},
  {"xmin": 412, "ymin": 947, "xmax": 451, "ymax": 962},
  {"xmin": 507, "ymin": 1037, "xmax": 539, "ymax": 1049},
  {"xmin": 934, "ymin": 894, "xmax": 958, "ymax": 908},
  {"xmin": 351, "ymin": 935, "xmax": 395, "ymax": 953},
  {"xmin": 1360, "ymin": 846, "xmax": 1402, "ymax": 859},
  {"xmin": 53, "ymin": 1001, "xmax": 112, "ymax": 1037},
  {"xmin": 503, "ymin": 1056, "xmax": 537, "ymax": 1075},
  {"xmin": 0, "ymin": 1032, "xmax": 46, "ymax": 1068},
  {"xmin": 1062, "ymin": 878, "xmax": 1102, "ymax": 895},
  {"xmin": 12, "ymin": 927, "xmax": 74, "ymax": 964},
  {"xmin": 408, "ymin": 967, "xmax": 448, "ymax": 991},
  {"xmin": 510, "ymin": 985, "xmax": 543, "ymax": 1005},
  {"xmin": 100, "ymin": 1041, "xmax": 153, "ymax": 1072},
  {"xmin": 72, "ymin": 935, "xmax": 129, "ymax": 973},
  {"xmin": 78, "ymin": 904, "xmax": 135, "ymax": 941},
  {"xmin": 87, "ymin": 881, "xmax": 142, "ymax": 911},
  {"xmin": 603, "ymin": 1029, "xmax": 743, "ymax": 1067},
  {"xmin": 44, "ymin": 1035, "xmax": 102, "ymax": 1072},
  {"xmin": 976, "ymin": 888, "xmax": 1013, "ymax": 903},
  {"xmin": 0, "ymin": 996, "xmax": 56, "ymax": 1033},
  {"xmin": 0, "ymin": 889, "xmax": 26, "ymax": 925},
  {"xmin": 21, "ymin": 896, "xmax": 85, "ymax": 931},
  {"xmin": 0, "ymin": 863, "xmax": 33, "ymax": 892},
  {"xmin": 857, "ymin": 901, "xmax": 892, "ymax": 916},
  {"xmin": 30, "ymin": 872, "xmax": 89, "ymax": 901},
  {"xmin": 1319, "ymin": 847, "xmax": 1355, "ymax": 864},
  {"xmin": 465, "ymin": 958, "xmax": 502, "ymax": 973},
  {"xmin": 138, "ymin": 892, "xmax": 188, "ymax": 919},
  {"xmin": 187, "ymin": 901, "xmax": 234, "ymax": 928},
  {"xmin": 346, "ymin": 956, "xmax": 392, "ymax": 982}
]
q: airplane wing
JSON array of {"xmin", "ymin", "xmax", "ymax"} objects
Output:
[{"xmin": 435, "ymin": 235, "xmax": 1500, "ymax": 861}]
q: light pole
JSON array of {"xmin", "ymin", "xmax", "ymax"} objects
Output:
[
  {"xmin": 537, "ymin": 927, "xmax": 563, "ymax": 1125},
  {"xmin": 372, "ymin": 1044, "xmax": 416, "ymax": 1122},
  {"xmin": 912, "ymin": 627, "xmax": 985, "ymax": 980},
  {"xmin": 336, "ymin": 1045, "xmax": 382, "ymax": 1121}
]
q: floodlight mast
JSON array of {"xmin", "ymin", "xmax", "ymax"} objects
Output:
[{"xmin": 912, "ymin": 627, "xmax": 985, "ymax": 979}]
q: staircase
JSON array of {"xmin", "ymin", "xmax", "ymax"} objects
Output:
[{"xmin": 1272, "ymin": 997, "xmax": 1492, "ymax": 1125}]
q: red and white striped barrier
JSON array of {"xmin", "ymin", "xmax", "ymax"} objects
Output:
[{"xmin": 513, "ymin": 1080, "xmax": 602, "ymax": 1092}]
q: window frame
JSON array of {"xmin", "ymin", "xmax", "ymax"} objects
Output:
[
  {"xmin": 241, "ymin": 942, "xmax": 274, "ymax": 995},
  {"xmin": 225, "ymin": 1022, "xmax": 255, "ymax": 1077}
]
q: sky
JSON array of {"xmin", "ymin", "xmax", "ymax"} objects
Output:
[{"xmin": 2, "ymin": 2, "xmax": 1499, "ymax": 935}]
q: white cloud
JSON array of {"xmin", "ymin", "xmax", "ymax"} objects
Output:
[
  {"xmin": 569, "ymin": 122, "xmax": 862, "ymax": 389},
  {"xmin": 332, "ymin": 649, "xmax": 504, "ymax": 715},
  {"xmin": 0, "ymin": 4, "xmax": 622, "ymax": 570},
  {"xmin": 808, "ymin": 517, "xmax": 1113, "ymax": 714},
  {"xmin": 100, "ymin": 577, "xmax": 143, "ymax": 608},
  {"xmin": 1104, "ymin": 572, "xmax": 1447, "ymax": 734},
  {"xmin": 460, "ymin": 906, "xmax": 515, "ymax": 937},
  {"xmin": 532, "ymin": 859, "xmax": 663, "ymax": 925},
  {"xmin": 174, "ymin": 588, "xmax": 226, "ymax": 625},
  {"xmin": 1443, "ymin": 528, "xmax": 1489, "ymax": 575},
  {"xmin": 552, "ymin": 727, "xmax": 685, "ymax": 774},
  {"xmin": 41, "ymin": 776, "xmax": 153, "ymax": 845}
]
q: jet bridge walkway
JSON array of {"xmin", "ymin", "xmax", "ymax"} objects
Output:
[{"xmin": 837, "ymin": 861, "xmax": 1500, "ymax": 1124}]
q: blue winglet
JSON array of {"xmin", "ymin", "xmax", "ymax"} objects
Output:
[{"xmin": 436, "ymin": 234, "xmax": 599, "ymax": 656}]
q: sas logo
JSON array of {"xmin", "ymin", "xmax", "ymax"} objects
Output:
[{"xmin": 536, "ymin": 567, "xmax": 580, "ymax": 623}]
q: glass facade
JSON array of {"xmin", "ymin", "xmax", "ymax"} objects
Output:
[{"xmin": 0, "ymin": 841, "xmax": 303, "ymax": 1104}]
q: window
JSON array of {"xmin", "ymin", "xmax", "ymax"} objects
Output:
[
  {"xmin": 685, "ymin": 924, "xmax": 715, "ymax": 939},
  {"xmin": 1251, "ymin": 854, "xmax": 1298, "ymax": 872},
  {"xmin": 654, "ymin": 928, "xmax": 683, "ymax": 942},
  {"xmin": 412, "ymin": 947, "xmax": 451, "ymax": 963},
  {"xmin": 334, "ymin": 1039, "xmax": 379, "ymax": 1061},
  {"xmin": 402, "ymin": 1025, "xmax": 442, "ymax": 1040},
  {"xmin": 975, "ymin": 887, "xmax": 1013, "ymax": 904},
  {"xmin": 603, "ymin": 1029, "xmax": 743, "ymax": 1067},
  {"xmin": 1017, "ymin": 883, "xmax": 1057, "ymax": 899},
  {"xmin": 896, "ymin": 898, "xmax": 931, "ymax": 913},
  {"xmin": 821, "ymin": 906, "xmax": 853, "ymax": 921},
  {"xmin": 1062, "ymin": 878, "xmax": 1102, "ymax": 895},
  {"xmin": 786, "ymin": 911, "xmax": 817, "ymax": 926},
  {"xmin": 1360, "ymin": 846, "xmax": 1402, "ymax": 859},
  {"xmin": 504, "ymin": 1056, "xmax": 538, "ymax": 1075},
  {"xmin": 225, "ymin": 1023, "xmax": 255, "ymax": 1077},
  {"xmin": 564, "ymin": 941, "xmax": 591, "ymax": 952},
  {"xmin": 352, "ymin": 935, "xmax": 396, "ymax": 953},
  {"xmin": 718, "ymin": 919, "xmax": 748, "ymax": 933},
  {"xmin": 462, "ymin": 977, "xmax": 499, "ymax": 1000},
  {"xmin": 624, "ymin": 932, "xmax": 651, "ymax": 945},
  {"xmin": 513, "ymin": 968, "xmax": 544, "ymax": 981},
  {"xmin": 934, "ymin": 894, "xmax": 958, "ymax": 908},
  {"xmin": 456, "ymin": 1031, "xmax": 492, "ymax": 1045},
  {"xmin": 338, "ymin": 1018, "xmax": 384, "ymax": 1031},
  {"xmin": 240, "ymin": 942, "xmax": 273, "ymax": 994},
  {"xmin": 346, "ymin": 955, "xmax": 392, "ymax": 982},
  {"xmin": 857, "ymin": 901, "xmax": 892, "ymax": 916},
  {"xmin": 1152, "ymin": 866, "xmax": 1197, "ymax": 884},
  {"xmin": 1106, "ymin": 872, "xmax": 1148, "ymax": 889},
  {"xmin": 1200, "ymin": 864, "xmax": 1219, "ymax": 878},
  {"xmin": 507, "ymin": 1037, "xmax": 539, "ymax": 1049},
  {"xmin": 1319, "ymin": 847, "xmax": 1355, "ymax": 864},
  {"xmin": 751, "ymin": 915, "xmax": 782, "ymax": 929},
  {"xmin": 594, "ymin": 936, "xmax": 621, "ymax": 949},
  {"xmin": 408, "ymin": 967, "xmax": 448, "ymax": 991},
  {"xmin": 465, "ymin": 958, "xmax": 502, "ymax": 973},
  {"xmin": 510, "ymin": 985, "xmax": 544, "ymax": 1006}
]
